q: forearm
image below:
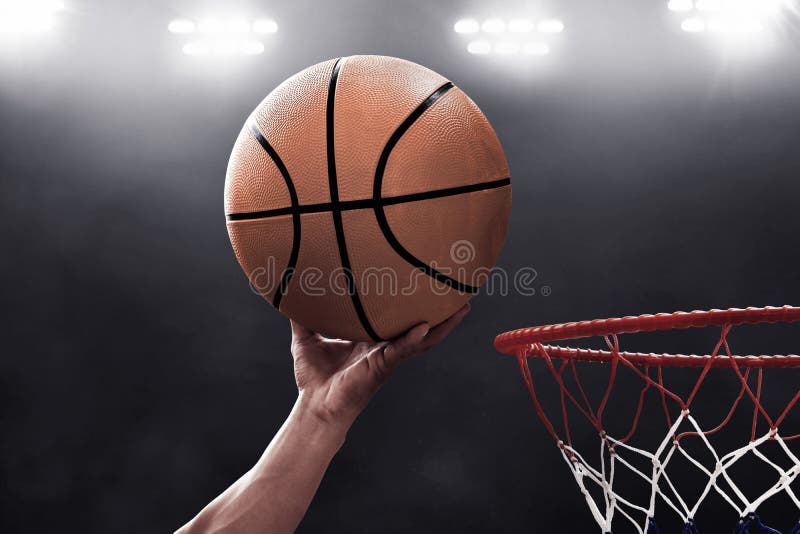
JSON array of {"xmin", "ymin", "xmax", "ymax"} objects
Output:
[{"xmin": 177, "ymin": 396, "xmax": 348, "ymax": 534}]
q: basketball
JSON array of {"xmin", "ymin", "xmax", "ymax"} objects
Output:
[{"xmin": 224, "ymin": 55, "xmax": 511, "ymax": 341}]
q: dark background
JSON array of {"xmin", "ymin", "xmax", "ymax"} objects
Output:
[{"xmin": 2, "ymin": 0, "xmax": 800, "ymax": 532}]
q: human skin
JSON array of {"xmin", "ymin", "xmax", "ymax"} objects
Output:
[{"xmin": 177, "ymin": 304, "xmax": 470, "ymax": 534}]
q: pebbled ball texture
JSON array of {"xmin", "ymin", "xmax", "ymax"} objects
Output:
[{"xmin": 225, "ymin": 55, "xmax": 511, "ymax": 341}]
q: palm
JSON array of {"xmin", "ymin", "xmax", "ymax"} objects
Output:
[
  {"xmin": 292, "ymin": 337, "xmax": 383, "ymax": 390},
  {"xmin": 289, "ymin": 305, "xmax": 469, "ymax": 425}
]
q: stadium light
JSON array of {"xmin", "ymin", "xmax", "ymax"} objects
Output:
[
  {"xmin": 537, "ymin": 19, "xmax": 565, "ymax": 34},
  {"xmin": 182, "ymin": 41, "xmax": 211, "ymax": 56},
  {"xmin": 668, "ymin": 0, "xmax": 788, "ymax": 40},
  {"xmin": 481, "ymin": 18, "xmax": 506, "ymax": 33},
  {"xmin": 508, "ymin": 18, "xmax": 535, "ymax": 33},
  {"xmin": 168, "ymin": 15, "xmax": 277, "ymax": 57},
  {"xmin": 197, "ymin": 18, "xmax": 224, "ymax": 34},
  {"xmin": 226, "ymin": 19, "xmax": 251, "ymax": 34},
  {"xmin": 240, "ymin": 41, "xmax": 265, "ymax": 55},
  {"xmin": 0, "ymin": 0, "xmax": 65, "ymax": 35},
  {"xmin": 252, "ymin": 18, "xmax": 278, "ymax": 34},
  {"xmin": 453, "ymin": 18, "xmax": 479, "ymax": 34},
  {"xmin": 168, "ymin": 19, "xmax": 195, "ymax": 34},
  {"xmin": 454, "ymin": 13, "xmax": 564, "ymax": 59},
  {"xmin": 695, "ymin": 0, "xmax": 722, "ymax": 12},
  {"xmin": 681, "ymin": 17, "xmax": 706, "ymax": 32},
  {"xmin": 523, "ymin": 42, "xmax": 550, "ymax": 56},
  {"xmin": 467, "ymin": 40, "xmax": 491, "ymax": 55},
  {"xmin": 668, "ymin": 0, "xmax": 694, "ymax": 12}
]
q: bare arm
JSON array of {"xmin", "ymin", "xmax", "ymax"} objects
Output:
[{"xmin": 177, "ymin": 304, "xmax": 470, "ymax": 534}]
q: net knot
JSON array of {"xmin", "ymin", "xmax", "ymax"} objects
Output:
[
  {"xmin": 557, "ymin": 441, "xmax": 578, "ymax": 463},
  {"xmin": 682, "ymin": 518, "xmax": 700, "ymax": 534}
]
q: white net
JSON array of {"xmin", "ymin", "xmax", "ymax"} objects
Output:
[
  {"xmin": 557, "ymin": 412, "xmax": 800, "ymax": 533},
  {"xmin": 510, "ymin": 321, "xmax": 800, "ymax": 534}
]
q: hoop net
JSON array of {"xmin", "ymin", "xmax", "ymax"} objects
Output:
[{"xmin": 495, "ymin": 306, "xmax": 800, "ymax": 534}]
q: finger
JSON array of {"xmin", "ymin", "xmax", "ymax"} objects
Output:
[
  {"xmin": 355, "ymin": 303, "xmax": 472, "ymax": 384},
  {"xmin": 417, "ymin": 303, "xmax": 470, "ymax": 350},
  {"xmin": 381, "ymin": 322, "xmax": 430, "ymax": 369},
  {"xmin": 343, "ymin": 340, "xmax": 385, "ymax": 368}
]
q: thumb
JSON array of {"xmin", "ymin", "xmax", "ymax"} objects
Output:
[{"xmin": 290, "ymin": 320, "xmax": 319, "ymax": 346}]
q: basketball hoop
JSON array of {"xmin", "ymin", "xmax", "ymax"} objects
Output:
[{"xmin": 495, "ymin": 306, "xmax": 800, "ymax": 534}]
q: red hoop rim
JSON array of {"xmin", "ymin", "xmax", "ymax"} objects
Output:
[{"xmin": 494, "ymin": 305, "xmax": 800, "ymax": 368}]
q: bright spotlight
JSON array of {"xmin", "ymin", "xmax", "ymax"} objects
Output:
[
  {"xmin": 481, "ymin": 18, "xmax": 506, "ymax": 33},
  {"xmin": 213, "ymin": 40, "xmax": 239, "ymax": 55},
  {"xmin": 0, "ymin": 0, "xmax": 65, "ymax": 35},
  {"xmin": 523, "ymin": 42, "xmax": 550, "ymax": 56},
  {"xmin": 455, "ymin": 13, "xmax": 564, "ymax": 60},
  {"xmin": 668, "ymin": 0, "xmax": 694, "ymax": 11},
  {"xmin": 508, "ymin": 18, "xmax": 535, "ymax": 33},
  {"xmin": 252, "ymin": 18, "xmax": 278, "ymax": 34},
  {"xmin": 668, "ymin": 0, "xmax": 784, "ymax": 43},
  {"xmin": 681, "ymin": 17, "xmax": 706, "ymax": 32},
  {"xmin": 168, "ymin": 19, "xmax": 196, "ymax": 34},
  {"xmin": 170, "ymin": 16, "xmax": 277, "ymax": 56},
  {"xmin": 453, "ymin": 18, "xmax": 479, "ymax": 34},
  {"xmin": 695, "ymin": 0, "xmax": 722, "ymax": 12},
  {"xmin": 226, "ymin": 19, "xmax": 250, "ymax": 34},
  {"xmin": 182, "ymin": 41, "xmax": 211, "ymax": 56},
  {"xmin": 494, "ymin": 41, "xmax": 520, "ymax": 55},
  {"xmin": 211, "ymin": 39, "xmax": 249, "ymax": 56},
  {"xmin": 197, "ymin": 18, "xmax": 224, "ymax": 34},
  {"xmin": 240, "ymin": 41, "xmax": 265, "ymax": 55},
  {"xmin": 466, "ymin": 40, "xmax": 491, "ymax": 55},
  {"xmin": 537, "ymin": 19, "xmax": 565, "ymax": 34}
]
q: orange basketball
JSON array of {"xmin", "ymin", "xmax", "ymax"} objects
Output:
[{"xmin": 225, "ymin": 55, "xmax": 511, "ymax": 341}]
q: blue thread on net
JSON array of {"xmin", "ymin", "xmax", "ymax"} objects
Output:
[
  {"xmin": 731, "ymin": 513, "xmax": 782, "ymax": 534},
  {"xmin": 646, "ymin": 517, "xmax": 660, "ymax": 533},
  {"xmin": 682, "ymin": 518, "xmax": 701, "ymax": 534}
]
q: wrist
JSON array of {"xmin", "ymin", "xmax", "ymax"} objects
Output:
[{"xmin": 291, "ymin": 393, "xmax": 350, "ymax": 452}]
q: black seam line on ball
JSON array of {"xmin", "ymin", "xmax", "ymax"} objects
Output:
[
  {"xmin": 326, "ymin": 58, "xmax": 382, "ymax": 342},
  {"xmin": 246, "ymin": 120, "xmax": 300, "ymax": 310},
  {"xmin": 225, "ymin": 177, "xmax": 511, "ymax": 221},
  {"xmin": 372, "ymin": 82, "xmax": 480, "ymax": 295}
]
